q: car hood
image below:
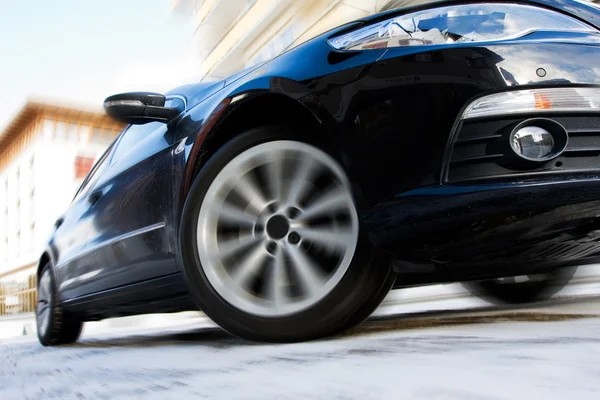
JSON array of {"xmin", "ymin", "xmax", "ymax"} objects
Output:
[
  {"xmin": 166, "ymin": 80, "xmax": 225, "ymax": 110},
  {"xmin": 167, "ymin": 62, "xmax": 269, "ymax": 110}
]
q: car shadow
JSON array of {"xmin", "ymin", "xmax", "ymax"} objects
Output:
[
  {"xmin": 68, "ymin": 327, "xmax": 245, "ymax": 349},
  {"xmin": 349, "ymin": 294, "xmax": 600, "ymax": 337},
  {"xmin": 64, "ymin": 295, "xmax": 600, "ymax": 349}
]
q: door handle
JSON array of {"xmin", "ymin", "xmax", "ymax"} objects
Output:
[
  {"xmin": 54, "ymin": 217, "xmax": 64, "ymax": 228},
  {"xmin": 88, "ymin": 190, "xmax": 103, "ymax": 205}
]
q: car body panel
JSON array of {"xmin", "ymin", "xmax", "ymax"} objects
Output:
[
  {"xmin": 54, "ymin": 120, "xmax": 179, "ymax": 300},
  {"xmin": 169, "ymin": 0, "xmax": 600, "ymax": 269},
  {"xmin": 173, "ymin": 42, "xmax": 600, "ymax": 207},
  {"xmin": 366, "ymin": 176, "xmax": 600, "ymax": 264},
  {"xmin": 39, "ymin": 0, "xmax": 600, "ymax": 319},
  {"xmin": 166, "ymin": 80, "xmax": 226, "ymax": 112}
]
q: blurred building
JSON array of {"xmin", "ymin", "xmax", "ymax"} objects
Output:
[
  {"xmin": 0, "ymin": 101, "xmax": 123, "ymax": 315},
  {"xmin": 173, "ymin": 0, "xmax": 600, "ymax": 82},
  {"xmin": 172, "ymin": 0, "xmax": 397, "ymax": 82}
]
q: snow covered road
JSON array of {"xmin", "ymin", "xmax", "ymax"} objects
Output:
[{"xmin": 2, "ymin": 294, "xmax": 600, "ymax": 400}]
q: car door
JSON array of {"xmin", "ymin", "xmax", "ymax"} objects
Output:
[
  {"xmin": 53, "ymin": 143, "xmax": 115, "ymax": 299},
  {"xmin": 59, "ymin": 121, "xmax": 179, "ymax": 300}
]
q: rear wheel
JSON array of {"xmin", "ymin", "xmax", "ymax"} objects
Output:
[
  {"xmin": 180, "ymin": 126, "xmax": 395, "ymax": 342},
  {"xmin": 462, "ymin": 266, "xmax": 577, "ymax": 305},
  {"xmin": 36, "ymin": 263, "xmax": 83, "ymax": 346}
]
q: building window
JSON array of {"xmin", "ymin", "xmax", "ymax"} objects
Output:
[
  {"xmin": 42, "ymin": 119, "xmax": 54, "ymax": 140},
  {"xmin": 106, "ymin": 128, "xmax": 117, "ymax": 140},
  {"xmin": 92, "ymin": 127, "xmax": 103, "ymax": 143},
  {"xmin": 56, "ymin": 122, "xmax": 67, "ymax": 141},
  {"xmin": 68, "ymin": 123, "xmax": 79, "ymax": 143},
  {"xmin": 247, "ymin": 25, "xmax": 295, "ymax": 67},
  {"xmin": 75, "ymin": 156, "xmax": 95, "ymax": 179},
  {"xmin": 30, "ymin": 222, "xmax": 36, "ymax": 247},
  {"xmin": 80, "ymin": 125, "xmax": 90, "ymax": 143},
  {"xmin": 15, "ymin": 230, "xmax": 20, "ymax": 253},
  {"xmin": 15, "ymin": 168, "xmax": 20, "ymax": 193}
]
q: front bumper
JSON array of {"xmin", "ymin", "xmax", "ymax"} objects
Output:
[
  {"xmin": 445, "ymin": 86, "xmax": 600, "ymax": 182},
  {"xmin": 365, "ymin": 175, "xmax": 600, "ymax": 269}
]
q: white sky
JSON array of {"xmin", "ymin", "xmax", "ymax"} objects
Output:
[{"xmin": 0, "ymin": 0, "xmax": 196, "ymax": 129}]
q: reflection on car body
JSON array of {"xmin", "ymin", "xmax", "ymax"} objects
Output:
[{"xmin": 35, "ymin": 0, "xmax": 600, "ymax": 345}]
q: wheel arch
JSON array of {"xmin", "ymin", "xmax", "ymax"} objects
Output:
[
  {"xmin": 177, "ymin": 92, "xmax": 329, "ymax": 220},
  {"xmin": 37, "ymin": 252, "xmax": 52, "ymax": 278}
]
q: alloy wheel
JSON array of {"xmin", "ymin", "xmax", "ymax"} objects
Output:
[
  {"xmin": 196, "ymin": 140, "xmax": 359, "ymax": 317},
  {"xmin": 37, "ymin": 270, "xmax": 52, "ymax": 336}
]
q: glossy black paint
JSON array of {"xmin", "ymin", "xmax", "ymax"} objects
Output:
[
  {"xmin": 42, "ymin": 0, "xmax": 600, "ymax": 319},
  {"xmin": 103, "ymin": 92, "xmax": 184, "ymax": 124},
  {"xmin": 448, "ymin": 114, "xmax": 600, "ymax": 181}
]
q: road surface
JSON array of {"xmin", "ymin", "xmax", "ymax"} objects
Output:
[{"xmin": 2, "ymin": 292, "xmax": 600, "ymax": 400}]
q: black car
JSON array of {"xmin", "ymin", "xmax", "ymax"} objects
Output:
[{"xmin": 36, "ymin": 0, "xmax": 600, "ymax": 345}]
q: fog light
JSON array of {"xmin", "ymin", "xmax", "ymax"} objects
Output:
[
  {"xmin": 511, "ymin": 126, "xmax": 555, "ymax": 159},
  {"xmin": 507, "ymin": 118, "xmax": 568, "ymax": 163}
]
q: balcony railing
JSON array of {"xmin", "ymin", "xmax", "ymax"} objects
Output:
[{"xmin": 0, "ymin": 263, "xmax": 37, "ymax": 316}]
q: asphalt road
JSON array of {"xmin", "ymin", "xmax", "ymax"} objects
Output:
[{"xmin": 2, "ymin": 294, "xmax": 600, "ymax": 400}]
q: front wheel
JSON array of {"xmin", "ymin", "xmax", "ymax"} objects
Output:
[
  {"xmin": 180, "ymin": 126, "xmax": 395, "ymax": 342},
  {"xmin": 462, "ymin": 266, "xmax": 577, "ymax": 305}
]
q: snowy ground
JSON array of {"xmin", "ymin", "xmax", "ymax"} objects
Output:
[
  {"xmin": 2, "ymin": 266, "xmax": 600, "ymax": 399},
  {"xmin": 2, "ymin": 287, "xmax": 600, "ymax": 399}
]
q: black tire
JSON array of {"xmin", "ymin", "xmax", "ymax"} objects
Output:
[
  {"xmin": 36, "ymin": 263, "xmax": 83, "ymax": 346},
  {"xmin": 462, "ymin": 266, "xmax": 577, "ymax": 305},
  {"xmin": 180, "ymin": 126, "xmax": 396, "ymax": 342}
]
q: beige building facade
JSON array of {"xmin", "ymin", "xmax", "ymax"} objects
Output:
[
  {"xmin": 0, "ymin": 101, "xmax": 123, "ymax": 315},
  {"xmin": 172, "ymin": 0, "xmax": 431, "ymax": 82}
]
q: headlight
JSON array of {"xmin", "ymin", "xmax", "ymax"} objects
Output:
[
  {"xmin": 328, "ymin": 3, "xmax": 596, "ymax": 51},
  {"xmin": 575, "ymin": 0, "xmax": 600, "ymax": 10},
  {"xmin": 462, "ymin": 87, "xmax": 600, "ymax": 120}
]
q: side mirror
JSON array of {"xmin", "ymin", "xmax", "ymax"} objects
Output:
[{"xmin": 103, "ymin": 92, "xmax": 185, "ymax": 124}]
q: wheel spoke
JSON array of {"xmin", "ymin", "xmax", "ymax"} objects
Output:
[
  {"xmin": 499, "ymin": 276, "xmax": 517, "ymax": 284},
  {"xmin": 266, "ymin": 250, "xmax": 288, "ymax": 310},
  {"xmin": 284, "ymin": 243, "xmax": 325, "ymax": 295},
  {"xmin": 37, "ymin": 273, "xmax": 52, "ymax": 334},
  {"xmin": 42, "ymin": 274, "xmax": 49, "ymax": 295},
  {"xmin": 294, "ymin": 226, "xmax": 355, "ymax": 250},
  {"xmin": 230, "ymin": 243, "xmax": 267, "ymax": 286},
  {"xmin": 285, "ymin": 156, "xmax": 318, "ymax": 208},
  {"xmin": 38, "ymin": 308, "xmax": 49, "ymax": 332},
  {"xmin": 38, "ymin": 283, "xmax": 46, "ymax": 301},
  {"xmin": 197, "ymin": 140, "xmax": 359, "ymax": 317},
  {"xmin": 218, "ymin": 202, "xmax": 258, "ymax": 226},
  {"xmin": 37, "ymin": 302, "xmax": 49, "ymax": 314},
  {"xmin": 298, "ymin": 187, "xmax": 350, "ymax": 221},
  {"xmin": 527, "ymin": 274, "xmax": 548, "ymax": 282},
  {"xmin": 39, "ymin": 273, "xmax": 50, "ymax": 301},
  {"xmin": 266, "ymin": 153, "xmax": 283, "ymax": 203},
  {"xmin": 234, "ymin": 174, "xmax": 267, "ymax": 214},
  {"xmin": 218, "ymin": 235, "xmax": 261, "ymax": 259},
  {"xmin": 514, "ymin": 275, "xmax": 530, "ymax": 283}
]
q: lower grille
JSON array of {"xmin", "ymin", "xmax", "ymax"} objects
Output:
[{"xmin": 447, "ymin": 114, "xmax": 600, "ymax": 182}]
